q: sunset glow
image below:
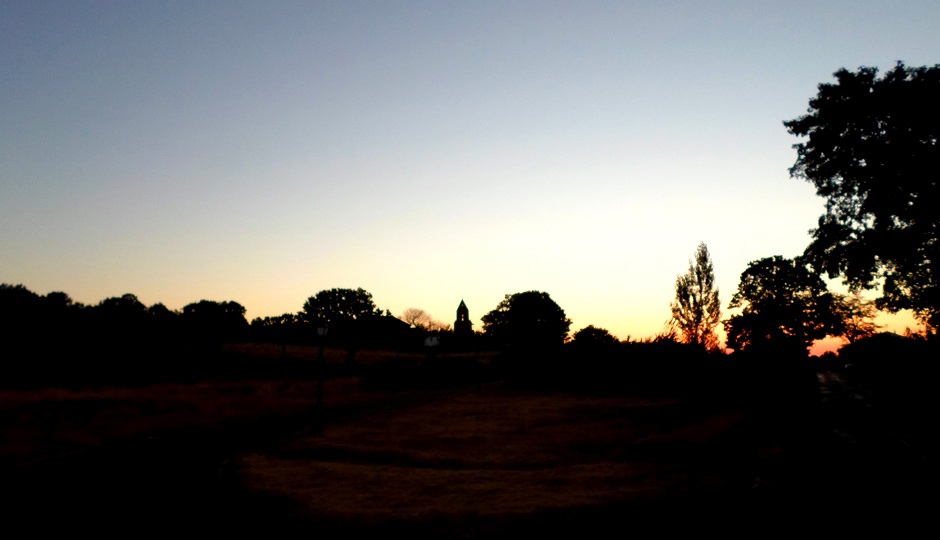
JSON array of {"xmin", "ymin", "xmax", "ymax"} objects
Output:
[{"xmin": 2, "ymin": 1, "xmax": 936, "ymax": 348}]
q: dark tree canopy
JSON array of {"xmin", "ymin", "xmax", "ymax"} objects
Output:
[
  {"xmin": 148, "ymin": 302, "xmax": 177, "ymax": 320},
  {"xmin": 784, "ymin": 62, "xmax": 940, "ymax": 331},
  {"xmin": 181, "ymin": 299, "xmax": 248, "ymax": 344},
  {"xmin": 670, "ymin": 242, "xmax": 721, "ymax": 350},
  {"xmin": 251, "ymin": 312, "xmax": 300, "ymax": 328},
  {"xmin": 724, "ymin": 256, "xmax": 842, "ymax": 356},
  {"xmin": 571, "ymin": 325, "xmax": 619, "ymax": 356},
  {"xmin": 1, "ymin": 285, "xmax": 85, "ymax": 353},
  {"xmin": 0, "ymin": 284, "xmax": 42, "ymax": 325},
  {"xmin": 95, "ymin": 293, "xmax": 147, "ymax": 321},
  {"xmin": 572, "ymin": 325, "xmax": 619, "ymax": 346},
  {"xmin": 481, "ymin": 291, "xmax": 571, "ymax": 348},
  {"xmin": 302, "ymin": 288, "xmax": 381, "ymax": 326},
  {"xmin": 92, "ymin": 293, "xmax": 150, "ymax": 343}
]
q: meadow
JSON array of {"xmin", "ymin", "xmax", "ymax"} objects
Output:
[
  {"xmin": 230, "ymin": 384, "xmax": 791, "ymax": 536},
  {"xmin": 2, "ymin": 343, "xmax": 918, "ymax": 536}
]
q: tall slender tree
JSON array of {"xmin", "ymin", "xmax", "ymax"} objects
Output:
[{"xmin": 670, "ymin": 242, "xmax": 721, "ymax": 350}]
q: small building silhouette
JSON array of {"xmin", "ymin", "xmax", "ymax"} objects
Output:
[{"xmin": 454, "ymin": 300, "xmax": 472, "ymax": 337}]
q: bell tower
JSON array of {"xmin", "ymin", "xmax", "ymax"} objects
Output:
[{"xmin": 454, "ymin": 299, "xmax": 472, "ymax": 336}]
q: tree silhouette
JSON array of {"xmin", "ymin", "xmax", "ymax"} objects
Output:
[
  {"xmin": 301, "ymin": 288, "xmax": 381, "ymax": 326},
  {"xmin": 482, "ymin": 291, "xmax": 571, "ymax": 348},
  {"xmin": 831, "ymin": 292, "xmax": 880, "ymax": 344},
  {"xmin": 1, "ymin": 285, "xmax": 89, "ymax": 377},
  {"xmin": 1, "ymin": 284, "xmax": 44, "ymax": 357},
  {"xmin": 147, "ymin": 302, "xmax": 177, "ymax": 321},
  {"xmin": 784, "ymin": 62, "xmax": 940, "ymax": 332},
  {"xmin": 95, "ymin": 293, "xmax": 147, "ymax": 319},
  {"xmin": 571, "ymin": 325, "xmax": 619, "ymax": 358},
  {"xmin": 400, "ymin": 308, "xmax": 432, "ymax": 329},
  {"xmin": 670, "ymin": 242, "xmax": 721, "ymax": 351},
  {"xmin": 93, "ymin": 293, "xmax": 148, "ymax": 336},
  {"xmin": 572, "ymin": 325, "xmax": 619, "ymax": 347},
  {"xmin": 724, "ymin": 256, "xmax": 841, "ymax": 356},
  {"xmin": 181, "ymin": 300, "xmax": 248, "ymax": 345},
  {"xmin": 250, "ymin": 312, "xmax": 303, "ymax": 345},
  {"xmin": 41, "ymin": 291, "xmax": 85, "ymax": 348}
]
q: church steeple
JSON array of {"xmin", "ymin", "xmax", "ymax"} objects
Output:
[{"xmin": 454, "ymin": 299, "xmax": 472, "ymax": 336}]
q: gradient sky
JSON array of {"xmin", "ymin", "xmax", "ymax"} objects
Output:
[{"xmin": 3, "ymin": 1, "xmax": 937, "ymax": 349}]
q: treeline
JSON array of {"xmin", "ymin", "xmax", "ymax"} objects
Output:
[
  {"xmin": 0, "ymin": 283, "xmax": 738, "ymax": 392},
  {"xmin": 0, "ymin": 284, "xmax": 255, "ymax": 385},
  {"xmin": 0, "ymin": 284, "xmax": 462, "ymax": 387},
  {"xmin": 2, "ymin": 280, "xmax": 934, "ymax": 395},
  {"xmin": 0, "ymin": 284, "xmax": 248, "ymax": 352}
]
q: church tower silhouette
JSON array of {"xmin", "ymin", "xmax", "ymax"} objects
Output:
[{"xmin": 454, "ymin": 300, "xmax": 472, "ymax": 336}]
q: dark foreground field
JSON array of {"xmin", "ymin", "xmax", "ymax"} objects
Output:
[{"xmin": 1, "ymin": 348, "xmax": 935, "ymax": 537}]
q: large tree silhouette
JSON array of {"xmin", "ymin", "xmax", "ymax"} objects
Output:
[
  {"xmin": 724, "ymin": 256, "xmax": 841, "ymax": 356},
  {"xmin": 181, "ymin": 299, "xmax": 248, "ymax": 345},
  {"xmin": 571, "ymin": 325, "xmax": 619, "ymax": 357},
  {"xmin": 784, "ymin": 62, "xmax": 940, "ymax": 332},
  {"xmin": 482, "ymin": 291, "xmax": 571, "ymax": 348},
  {"xmin": 302, "ymin": 288, "xmax": 381, "ymax": 327},
  {"xmin": 670, "ymin": 242, "xmax": 721, "ymax": 351},
  {"xmin": 92, "ymin": 293, "xmax": 150, "ymax": 345}
]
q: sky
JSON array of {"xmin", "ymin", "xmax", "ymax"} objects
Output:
[{"xmin": 2, "ymin": 1, "xmax": 937, "ymax": 351}]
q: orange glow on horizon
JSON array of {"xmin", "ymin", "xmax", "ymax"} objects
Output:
[{"xmin": 809, "ymin": 309, "xmax": 924, "ymax": 357}]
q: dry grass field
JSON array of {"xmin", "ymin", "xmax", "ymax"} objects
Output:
[
  {"xmin": 0, "ymin": 379, "xmax": 315, "ymax": 467},
  {"xmin": 0, "ymin": 344, "xmax": 492, "ymax": 467},
  {"xmin": 1, "ymin": 349, "xmax": 825, "ymax": 536},
  {"xmin": 227, "ymin": 383, "xmax": 802, "ymax": 536}
]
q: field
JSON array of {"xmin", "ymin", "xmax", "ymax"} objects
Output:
[
  {"xmin": 230, "ymin": 385, "xmax": 783, "ymax": 536},
  {"xmin": 3, "ymin": 345, "xmax": 926, "ymax": 536}
]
